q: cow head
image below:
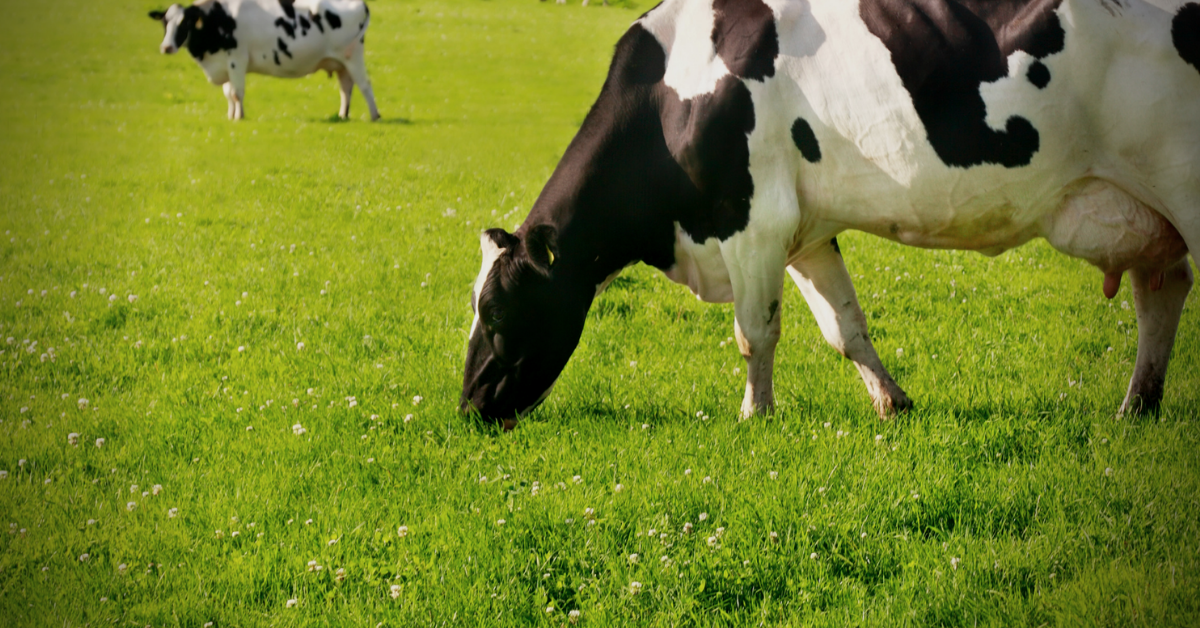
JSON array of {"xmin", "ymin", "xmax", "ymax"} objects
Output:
[
  {"xmin": 149, "ymin": 4, "xmax": 191, "ymax": 55},
  {"xmin": 460, "ymin": 225, "xmax": 592, "ymax": 427}
]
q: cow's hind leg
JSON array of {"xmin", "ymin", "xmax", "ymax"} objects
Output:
[
  {"xmin": 336, "ymin": 68, "xmax": 354, "ymax": 119},
  {"xmin": 343, "ymin": 45, "xmax": 380, "ymax": 121},
  {"xmin": 1121, "ymin": 258, "xmax": 1193, "ymax": 415},
  {"xmin": 788, "ymin": 238, "xmax": 912, "ymax": 418},
  {"xmin": 226, "ymin": 53, "xmax": 248, "ymax": 120}
]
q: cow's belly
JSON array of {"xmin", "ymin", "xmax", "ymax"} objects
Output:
[{"xmin": 247, "ymin": 43, "xmax": 342, "ymax": 78}]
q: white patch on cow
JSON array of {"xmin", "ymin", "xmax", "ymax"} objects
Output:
[
  {"xmin": 768, "ymin": 0, "xmax": 925, "ymax": 187},
  {"xmin": 663, "ymin": 225, "xmax": 734, "ymax": 303},
  {"xmin": 640, "ymin": 0, "xmax": 731, "ymax": 100},
  {"xmin": 470, "ymin": 233, "xmax": 507, "ymax": 341}
]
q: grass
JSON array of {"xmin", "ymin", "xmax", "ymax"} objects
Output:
[{"xmin": 1, "ymin": 0, "xmax": 1199, "ymax": 625}]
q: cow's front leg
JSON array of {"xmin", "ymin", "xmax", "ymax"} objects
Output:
[
  {"xmin": 1120, "ymin": 258, "xmax": 1193, "ymax": 415},
  {"xmin": 787, "ymin": 239, "xmax": 911, "ymax": 418},
  {"xmin": 720, "ymin": 223, "xmax": 794, "ymax": 419},
  {"xmin": 222, "ymin": 82, "xmax": 237, "ymax": 120},
  {"xmin": 336, "ymin": 68, "xmax": 354, "ymax": 119},
  {"xmin": 227, "ymin": 54, "xmax": 247, "ymax": 120}
]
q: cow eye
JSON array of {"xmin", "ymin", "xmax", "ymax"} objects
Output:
[{"xmin": 489, "ymin": 307, "xmax": 505, "ymax": 324}]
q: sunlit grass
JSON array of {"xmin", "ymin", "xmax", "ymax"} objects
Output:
[{"xmin": 1, "ymin": 0, "xmax": 1198, "ymax": 626}]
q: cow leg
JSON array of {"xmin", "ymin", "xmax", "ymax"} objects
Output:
[
  {"xmin": 719, "ymin": 201, "xmax": 799, "ymax": 419},
  {"xmin": 226, "ymin": 55, "xmax": 247, "ymax": 121},
  {"xmin": 787, "ymin": 239, "xmax": 912, "ymax": 418},
  {"xmin": 344, "ymin": 47, "xmax": 380, "ymax": 121},
  {"xmin": 221, "ymin": 82, "xmax": 236, "ymax": 120},
  {"xmin": 1120, "ymin": 258, "xmax": 1193, "ymax": 415},
  {"xmin": 336, "ymin": 68, "xmax": 354, "ymax": 119}
]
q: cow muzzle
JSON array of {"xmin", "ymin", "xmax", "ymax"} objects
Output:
[{"xmin": 160, "ymin": 44, "xmax": 177, "ymax": 54}]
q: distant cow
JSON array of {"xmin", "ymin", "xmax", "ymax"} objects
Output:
[
  {"xmin": 149, "ymin": 0, "xmax": 380, "ymax": 120},
  {"xmin": 461, "ymin": 0, "xmax": 1200, "ymax": 427}
]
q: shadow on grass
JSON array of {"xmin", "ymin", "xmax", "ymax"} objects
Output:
[{"xmin": 312, "ymin": 115, "xmax": 414, "ymax": 124}]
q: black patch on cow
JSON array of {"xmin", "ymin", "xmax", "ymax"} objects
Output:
[
  {"xmin": 279, "ymin": 0, "xmax": 296, "ymax": 20},
  {"xmin": 1173, "ymin": 3, "xmax": 1200, "ymax": 76},
  {"xmin": 1026, "ymin": 60, "xmax": 1050, "ymax": 88},
  {"xmin": 180, "ymin": 3, "xmax": 238, "ymax": 61},
  {"xmin": 767, "ymin": 299, "xmax": 780, "ymax": 324},
  {"xmin": 274, "ymin": 17, "xmax": 295, "ymax": 39},
  {"xmin": 860, "ymin": 0, "xmax": 1065, "ymax": 168},
  {"xmin": 312, "ymin": 13, "xmax": 325, "ymax": 33},
  {"xmin": 274, "ymin": 50, "xmax": 281, "ymax": 65},
  {"xmin": 830, "ymin": 237, "xmax": 841, "ymax": 254},
  {"xmin": 791, "ymin": 117, "xmax": 821, "ymax": 163},
  {"xmin": 299, "ymin": 14, "xmax": 310, "ymax": 32},
  {"xmin": 325, "ymin": 10, "xmax": 342, "ymax": 29},
  {"xmin": 277, "ymin": 37, "xmax": 293, "ymax": 58},
  {"xmin": 364, "ymin": 3, "xmax": 370, "ymax": 17},
  {"xmin": 711, "ymin": 0, "xmax": 778, "ymax": 81}
]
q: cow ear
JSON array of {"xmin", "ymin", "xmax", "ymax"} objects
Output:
[
  {"xmin": 483, "ymin": 228, "xmax": 519, "ymax": 251},
  {"xmin": 524, "ymin": 224, "xmax": 558, "ymax": 273},
  {"xmin": 148, "ymin": 10, "xmax": 166, "ymax": 20}
]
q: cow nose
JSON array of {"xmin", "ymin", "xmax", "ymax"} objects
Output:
[{"xmin": 161, "ymin": 44, "xmax": 176, "ymax": 54}]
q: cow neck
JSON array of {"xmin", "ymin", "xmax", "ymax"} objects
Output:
[{"xmin": 519, "ymin": 24, "xmax": 681, "ymax": 290}]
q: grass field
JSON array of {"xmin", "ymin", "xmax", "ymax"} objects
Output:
[{"xmin": 2, "ymin": 0, "xmax": 1200, "ymax": 625}]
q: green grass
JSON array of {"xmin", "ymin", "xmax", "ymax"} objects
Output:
[{"xmin": 2, "ymin": 0, "xmax": 1199, "ymax": 625}]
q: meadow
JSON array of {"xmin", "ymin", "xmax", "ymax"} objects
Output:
[{"xmin": 1, "ymin": 0, "xmax": 1199, "ymax": 625}]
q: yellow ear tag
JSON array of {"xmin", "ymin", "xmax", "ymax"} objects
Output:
[
  {"xmin": 195, "ymin": 17, "xmax": 203, "ymax": 29},
  {"xmin": 546, "ymin": 246, "xmax": 555, "ymax": 266}
]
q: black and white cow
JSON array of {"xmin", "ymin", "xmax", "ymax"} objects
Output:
[
  {"xmin": 462, "ymin": 0, "xmax": 1200, "ymax": 427},
  {"xmin": 149, "ymin": 0, "xmax": 380, "ymax": 121}
]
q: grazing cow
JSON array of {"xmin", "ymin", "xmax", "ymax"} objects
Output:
[
  {"xmin": 149, "ymin": 0, "xmax": 380, "ymax": 121},
  {"xmin": 462, "ymin": 0, "xmax": 1199, "ymax": 427}
]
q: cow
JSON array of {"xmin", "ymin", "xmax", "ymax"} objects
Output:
[
  {"xmin": 148, "ymin": 0, "xmax": 380, "ymax": 121},
  {"xmin": 461, "ymin": 0, "xmax": 1200, "ymax": 428}
]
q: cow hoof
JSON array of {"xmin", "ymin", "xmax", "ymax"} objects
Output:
[
  {"xmin": 1118, "ymin": 394, "xmax": 1162, "ymax": 418},
  {"xmin": 370, "ymin": 113, "xmax": 381, "ymax": 122},
  {"xmin": 873, "ymin": 390, "xmax": 913, "ymax": 419}
]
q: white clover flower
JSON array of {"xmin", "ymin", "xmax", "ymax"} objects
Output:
[
  {"xmin": 769, "ymin": 471, "xmax": 778, "ymax": 480},
  {"xmin": 573, "ymin": 475, "xmax": 582, "ymax": 484},
  {"xmin": 127, "ymin": 294, "xmax": 137, "ymax": 303},
  {"xmin": 698, "ymin": 512, "xmax": 708, "ymax": 522},
  {"xmin": 628, "ymin": 553, "xmax": 639, "ymax": 564},
  {"xmin": 496, "ymin": 519, "xmax": 506, "ymax": 526},
  {"xmin": 231, "ymin": 531, "xmax": 240, "ymax": 538},
  {"xmin": 126, "ymin": 501, "xmax": 137, "ymax": 512},
  {"xmin": 292, "ymin": 423, "xmax": 307, "ymax": 435},
  {"xmin": 389, "ymin": 584, "xmax": 402, "ymax": 599},
  {"xmin": 152, "ymin": 484, "xmax": 163, "ymax": 495},
  {"xmin": 286, "ymin": 598, "xmax": 298, "ymax": 608},
  {"xmin": 67, "ymin": 433, "xmax": 80, "ymax": 446},
  {"xmin": 297, "ymin": 342, "xmax": 305, "ymax": 350},
  {"xmin": 304, "ymin": 519, "xmax": 313, "ymax": 525},
  {"xmin": 810, "ymin": 552, "xmax": 818, "ymax": 560},
  {"xmin": 823, "ymin": 422, "xmax": 831, "ymax": 429},
  {"xmin": 397, "ymin": 525, "xmax": 408, "ymax": 538},
  {"xmin": 168, "ymin": 508, "xmax": 179, "ymax": 518},
  {"xmin": 18, "ymin": 459, "xmax": 26, "ymax": 467},
  {"xmin": 215, "ymin": 530, "xmax": 224, "ymax": 539},
  {"xmin": 237, "ymin": 346, "xmax": 245, "ymax": 353},
  {"xmin": 130, "ymin": 484, "xmax": 139, "ymax": 493},
  {"xmin": 629, "ymin": 581, "xmax": 643, "ymax": 595},
  {"xmin": 335, "ymin": 567, "xmax": 346, "ymax": 582},
  {"xmin": 875, "ymin": 434, "xmax": 883, "ymax": 443},
  {"xmin": 715, "ymin": 527, "xmax": 725, "ymax": 537},
  {"xmin": 950, "ymin": 557, "xmax": 960, "ymax": 570},
  {"xmin": 684, "ymin": 469, "xmax": 692, "ymax": 476},
  {"xmin": 79, "ymin": 553, "xmax": 90, "ymax": 561},
  {"xmin": 707, "ymin": 536, "xmax": 718, "ymax": 547},
  {"xmin": 545, "ymin": 605, "xmax": 555, "ymax": 614},
  {"xmin": 0, "ymin": 470, "xmax": 6, "ymax": 480},
  {"xmin": 769, "ymin": 531, "xmax": 779, "ymax": 543},
  {"xmin": 95, "ymin": 438, "xmax": 105, "ymax": 448},
  {"xmin": 1104, "ymin": 467, "xmax": 1113, "ymax": 476},
  {"xmin": 647, "ymin": 528, "xmax": 656, "ymax": 536},
  {"xmin": 896, "ymin": 347, "xmax": 903, "ymax": 357},
  {"xmin": 569, "ymin": 609, "xmax": 581, "ymax": 623},
  {"xmin": 118, "ymin": 563, "xmax": 127, "ymax": 573},
  {"xmin": 614, "ymin": 483, "xmax": 624, "ymax": 493},
  {"xmin": 479, "ymin": 476, "xmax": 488, "ymax": 484},
  {"xmin": 703, "ymin": 476, "xmax": 712, "ymax": 484},
  {"xmin": 404, "ymin": 414, "xmax": 413, "ymax": 423},
  {"xmin": 78, "ymin": 398, "xmax": 89, "ymax": 409},
  {"xmin": 583, "ymin": 507, "xmax": 595, "ymax": 519},
  {"xmin": 412, "ymin": 395, "xmax": 423, "ymax": 405},
  {"xmin": 307, "ymin": 560, "xmax": 319, "ymax": 572},
  {"xmin": 683, "ymin": 522, "xmax": 693, "ymax": 534}
]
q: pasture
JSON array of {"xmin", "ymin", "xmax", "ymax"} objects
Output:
[{"xmin": 2, "ymin": 0, "xmax": 1200, "ymax": 625}]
